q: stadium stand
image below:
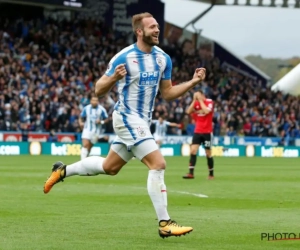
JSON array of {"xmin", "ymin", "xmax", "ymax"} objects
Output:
[{"xmin": 0, "ymin": 17, "xmax": 299, "ymax": 143}]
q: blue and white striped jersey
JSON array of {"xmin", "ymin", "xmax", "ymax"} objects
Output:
[
  {"xmin": 105, "ymin": 43, "xmax": 172, "ymax": 122},
  {"xmin": 80, "ymin": 104, "xmax": 108, "ymax": 134},
  {"xmin": 152, "ymin": 120, "xmax": 171, "ymax": 137}
]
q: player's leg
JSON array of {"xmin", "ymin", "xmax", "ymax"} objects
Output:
[
  {"xmin": 183, "ymin": 134, "xmax": 200, "ymax": 179},
  {"xmin": 204, "ymin": 133, "xmax": 214, "ymax": 180},
  {"xmin": 67, "ymin": 144, "xmax": 132, "ymax": 176},
  {"xmin": 132, "ymin": 139, "xmax": 193, "ymax": 238},
  {"xmin": 81, "ymin": 138, "xmax": 93, "ymax": 160},
  {"xmin": 81, "ymin": 130, "xmax": 96, "ymax": 159},
  {"xmin": 43, "ymin": 142, "xmax": 133, "ymax": 194},
  {"xmin": 134, "ymin": 141, "xmax": 169, "ymax": 221},
  {"xmin": 187, "ymin": 144, "xmax": 200, "ymax": 176}
]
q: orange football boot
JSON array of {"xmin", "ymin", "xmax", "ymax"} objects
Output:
[
  {"xmin": 43, "ymin": 161, "xmax": 66, "ymax": 194},
  {"xmin": 159, "ymin": 220, "xmax": 193, "ymax": 238}
]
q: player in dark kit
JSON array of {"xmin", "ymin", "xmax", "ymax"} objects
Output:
[{"xmin": 183, "ymin": 90, "xmax": 214, "ymax": 179}]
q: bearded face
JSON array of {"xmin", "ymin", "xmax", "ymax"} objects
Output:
[{"xmin": 141, "ymin": 28, "xmax": 159, "ymax": 46}]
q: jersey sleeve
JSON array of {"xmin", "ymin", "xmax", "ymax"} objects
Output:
[
  {"xmin": 80, "ymin": 107, "xmax": 87, "ymax": 118},
  {"xmin": 206, "ymin": 100, "xmax": 213, "ymax": 111},
  {"xmin": 151, "ymin": 120, "xmax": 158, "ymax": 124},
  {"xmin": 165, "ymin": 121, "xmax": 171, "ymax": 126},
  {"xmin": 105, "ymin": 53, "xmax": 127, "ymax": 77},
  {"xmin": 161, "ymin": 54, "xmax": 172, "ymax": 80}
]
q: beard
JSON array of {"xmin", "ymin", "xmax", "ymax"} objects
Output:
[
  {"xmin": 142, "ymin": 32, "xmax": 159, "ymax": 46},
  {"xmin": 91, "ymin": 103, "xmax": 98, "ymax": 108}
]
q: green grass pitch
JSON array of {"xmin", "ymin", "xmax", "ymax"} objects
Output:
[{"xmin": 0, "ymin": 156, "xmax": 300, "ymax": 250}]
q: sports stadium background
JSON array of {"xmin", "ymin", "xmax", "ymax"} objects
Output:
[{"xmin": 0, "ymin": 0, "xmax": 299, "ymax": 157}]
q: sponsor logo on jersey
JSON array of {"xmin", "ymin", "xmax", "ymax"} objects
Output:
[{"xmin": 138, "ymin": 71, "xmax": 160, "ymax": 86}]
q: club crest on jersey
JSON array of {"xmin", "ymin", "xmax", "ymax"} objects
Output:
[
  {"xmin": 156, "ymin": 57, "xmax": 164, "ymax": 68},
  {"xmin": 137, "ymin": 127, "xmax": 146, "ymax": 137}
]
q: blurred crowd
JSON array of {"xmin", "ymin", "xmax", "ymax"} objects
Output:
[{"xmin": 0, "ymin": 17, "xmax": 299, "ymax": 141}]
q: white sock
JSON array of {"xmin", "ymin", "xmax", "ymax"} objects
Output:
[
  {"xmin": 147, "ymin": 170, "xmax": 170, "ymax": 222},
  {"xmin": 81, "ymin": 147, "xmax": 89, "ymax": 160},
  {"xmin": 66, "ymin": 156, "xmax": 106, "ymax": 177}
]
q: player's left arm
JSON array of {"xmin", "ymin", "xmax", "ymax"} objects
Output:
[
  {"xmin": 159, "ymin": 55, "xmax": 206, "ymax": 102},
  {"xmin": 199, "ymin": 100, "xmax": 213, "ymax": 114}
]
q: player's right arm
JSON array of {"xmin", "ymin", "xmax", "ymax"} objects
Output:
[
  {"xmin": 186, "ymin": 101, "xmax": 195, "ymax": 115},
  {"xmin": 95, "ymin": 56, "xmax": 127, "ymax": 97}
]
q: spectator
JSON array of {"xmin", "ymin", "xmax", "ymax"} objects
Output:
[
  {"xmin": 48, "ymin": 130, "xmax": 58, "ymax": 142},
  {"xmin": 0, "ymin": 16, "xmax": 299, "ymax": 145},
  {"xmin": 227, "ymin": 126, "xmax": 236, "ymax": 137}
]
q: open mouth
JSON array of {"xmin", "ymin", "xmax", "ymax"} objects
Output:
[{"xmin": 152, "ymin": 35, "xmax": 159, "ymax": 39}]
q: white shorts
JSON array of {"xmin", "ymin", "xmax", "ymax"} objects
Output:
[
  {"xmin": 153, "ymin": 133, "xmax": 163, "ymax": 142},
  {"xmin": 111, "ymin": 111, "xmax": 158, "ymax": 161},
  {"xmin": 112, "ymin": 111, "xmax": 154, "ymax": 147},
  {"xmin": 81, "ymin": 130, "xmax": 99, "ymax": 144},
  {"xmin": 111, "ymin": 139, "xmax": 158, "ymax": 161}
]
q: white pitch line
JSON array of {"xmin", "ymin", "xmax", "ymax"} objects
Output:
[
  {"xmin": 173, "ymin": 191, "xmax": 208, "ymax": 198},
  {"xmin": 113, "ymin": 185, "xmax": 209, "ymax": 198}
]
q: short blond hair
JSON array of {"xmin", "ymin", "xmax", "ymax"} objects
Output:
[{"xmin": 132, "ymin": 12, "xmax": 153, "ymax": 36}]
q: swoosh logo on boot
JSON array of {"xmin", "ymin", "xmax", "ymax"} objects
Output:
[{"xmin": 160, "ymin": 229, "xmax": 171, "ymax": 234}]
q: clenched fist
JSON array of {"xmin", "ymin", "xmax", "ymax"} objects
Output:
[
  {"xmin": 113, "ymin": 64, "xmax": 127, "ymax": 81},
  {"xmin": 192, "ymin": 68, "xmax": 206, "ymax": 84}
]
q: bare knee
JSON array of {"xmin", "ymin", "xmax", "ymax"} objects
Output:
[
  {"xmin": 190, "ymin": 145, "xmax": 199, "ymax": 155},
  {"xmin": 103, "ymin": 161, "xmax": 121, "ymax": 176},
  {"xmin": 148, "ymin": 160, "xmax": 166, "ymax": 170},
  {"xmin": 205, "ymin": 149, "xmax": 212, "ymax": 158},
  {"xmin": 82, "ymin": 140, "xmax": 92, "ymax": 151},
  {"xmin": 152, "ymin": 158, "xmax": 166, "ymax": 170},
  {"xmin": 142, "ymin": 150, "xmax": 166, "ymax": 170},
  {"xmin": 102, "ymin": 151, "xmax": 127, "ymax": 176},
  {"xmin": 105, "ymin": 168, "xmax": 120, "ymax": 176}
]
